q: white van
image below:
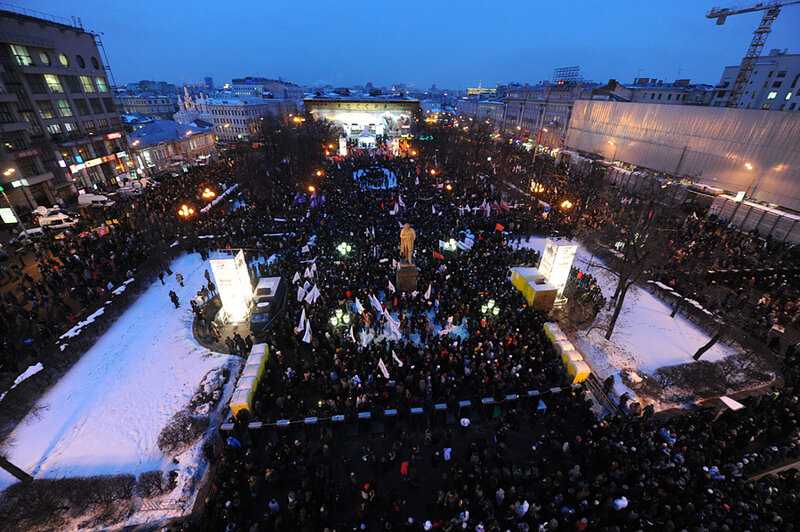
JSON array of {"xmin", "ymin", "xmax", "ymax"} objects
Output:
[
  {"xmin": 78, "ymin": 193, "xmax": 114, "ymax": 208},
  {"xmin": 38, "ymin": 212, "xmax": 80, "ymax": 230}
]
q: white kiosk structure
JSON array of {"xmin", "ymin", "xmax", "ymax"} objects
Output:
[
  {"xmin": 210, "ymin": 250, "xmax": 252, "ymax": 323},
  {"xmin": 538, "ymin": 238, "xmax": 577, "ymax": 304}
]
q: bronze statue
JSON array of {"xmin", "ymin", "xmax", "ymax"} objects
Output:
[{"xmin": 400, "ymin": 223, "xmax": 416, "ymax": 264}]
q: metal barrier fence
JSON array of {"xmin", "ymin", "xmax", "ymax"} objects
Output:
[{"xmin": 219, "ymin": 384, "xmax": 583, "ymax": 441}]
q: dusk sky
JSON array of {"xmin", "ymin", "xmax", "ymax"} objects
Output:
[{"xmin": 25, "ymin": 0, "xmax": 800, "ymax": 89}]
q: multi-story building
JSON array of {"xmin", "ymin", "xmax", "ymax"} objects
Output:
[
  {"xmin": 195, "ymin": 95, "xmax": 296, "ymax": 142},
  {"xmin": 0, "ymin": 7, "xmax": 132, "ymax": 209},
  {"xmin": 230, "ymin": 77, "xmax": 304, "ymax": 105},
  {"xmin": 128, "ymin": 119, "xmax": 216, "ymax": 175},
  {"xmin": 592, "ymin": 78, "xmax": 713, "ymax": 106},
  {"xmin": 124, "ymin": 79, "xmax": 176, "ymax": 94},
  {"xmin": 113, "ymin": 90, "xmax": 178, "ymax": 119},
  {"xmin": 501, "ymin": 82, "xmax": 595, "ymax": 148},
  {"xmin": 710, "ymin": 49, "xmax": 800, "ymax": 111}
]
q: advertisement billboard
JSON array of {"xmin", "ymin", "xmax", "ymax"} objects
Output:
[
  {"xmin": 539, "ymin": 238, "xmax": 577, "ymax": 297},
  {"xmin": 210, "ymin": 250, "xmax": 252, "ymax": 322}
]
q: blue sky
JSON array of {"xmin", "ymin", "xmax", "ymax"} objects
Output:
[{"xmin": 23, "ymin": 0, "xmax": 800, "ymax": 89}]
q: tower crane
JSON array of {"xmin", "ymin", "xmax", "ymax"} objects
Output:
[{"xmin": 707, "ymin": 1, "xmax": 800, "ymax": 108}]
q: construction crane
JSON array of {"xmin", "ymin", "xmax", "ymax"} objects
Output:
[{"xmin": 707, "ymin": 1, "xmax": 800, "ymax": 107}]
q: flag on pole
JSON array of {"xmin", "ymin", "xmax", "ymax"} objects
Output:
[
  {"xmin": 305, "ymin": 289, "xmax": 315, "ymax": 305},
  {"xmin": 302, "ymin": 321, "xmax": 311, "ymax": 343},
  {"xmin": 297, "ymin": 286, "xmax": 306, "ymax": 302},
  {"xmin": 432, "ymin": 205, "xmax": 436, "ymax": 214},
  {"xmin": 424, "ymin": 284, "xmax": 432, "ymax": 300},
  {"xmin": 392, "ymin": 351, "xmax": 404, "ymax": 367},
  {"xmin": 397, "ymin": 194, "xmax": 405, "ymax": 208},
  {"xmin": 433, "ymin": 250, "xmax": 444, "ymax": 260},
  {"xmin": 388, "ymin": 281, "xmax": 396, "ymax": 293},
  {"xmin": 392, "ymin": 259, "xmax": 399, "ymax": 270},
  {"xmin": 495, "ymin": 223, "xmax": 505, "ymax": 232},
  {"xmin": 349, "ymin": 326, "xmax": 356, "ymax": 343},
  {"xmin": 369, "ymin": 293, "xmax": 383, "ymax": 311},
  {"xmin": 298, "ymin": 308, "xmax": 306, "ymax": 331},
  {"xmin": 378, "ymin": 358, "xmax": 390, "ymax": 379},
  {"xmin": 354, "ymin": 297, "xmax": 364, "ymax": 315},
  {"xmin": 292, "ymin": 271, "xmax": 301, "ymax": 283},
  {"xmin": 302, "ymin": 245, "xmax": 310, "ymax": 253},
  {"xmin": 304, "ymin": 267, "xmax": 313, "ymax": 278},
  {"xmin": 311, "ymin": 262, "xmax": 317, "ymax": 273}
]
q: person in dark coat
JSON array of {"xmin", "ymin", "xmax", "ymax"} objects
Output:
[{"xmin": 169, "ymin": 290, "xmax": 179, "ymax": 308}]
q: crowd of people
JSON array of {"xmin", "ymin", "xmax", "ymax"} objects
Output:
[
  {"xmin": 193, "ymin": 134, "xmax": 799, "ymax": 531},
  {"xmin": 2, "ymin": 117, "xmax": 799, "ymax": 531}
]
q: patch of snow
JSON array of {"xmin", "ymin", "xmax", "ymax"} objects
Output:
[
  {"xmin": 59, "ymin": 307, "xmax": 106, "ymax": 340},
  {"xmin": 0, "ymin": 253, "xmax": 236, "ymax": 495},
  {"xmin": 0, "ymin": 362, "xmax": 43, "ymax": 406}
]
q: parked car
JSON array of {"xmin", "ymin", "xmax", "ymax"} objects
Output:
[
  {"xmin": 78, "ymin": 193, "xmax": 114, "ymax": 208},
  {"xmin": 38, "ymin": 212, "xmax": 80, "ymax": 230},
  {"xmin": 9, "ymin": 227, "xmax": 45, "ymax": 251}
]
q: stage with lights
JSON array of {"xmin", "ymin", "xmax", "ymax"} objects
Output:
[{"xmin": 305, "ymin": 96, "xmax": 419, "ymax": 146}]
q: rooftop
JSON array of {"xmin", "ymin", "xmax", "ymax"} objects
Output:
[
  {"xmin": 305, "ymin": 93, "xmax": 419, "ymax": 102},
  {"xmin": 128, "ymin": 119, "xmax": 211, "ymax": 147}
]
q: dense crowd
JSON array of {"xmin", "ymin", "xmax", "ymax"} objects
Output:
[{"xmin": 195, "ymin": 140, "xmax": 799, "ymax": 531}]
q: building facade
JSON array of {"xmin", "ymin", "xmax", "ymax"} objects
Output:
[
  {"xmin": 231, "ymin": 77, "xmax": 304, "ymax": 104},
  {"xmin": 565, "ymin": 99, "xmax": 800, "ymax": 212},
  {"xmin": 113, "ymin": 90, "xmax": 178, "ymax": 119},
  {"xmin": 128, "ymin": 120, "xmax": 216, "ymax": 175},
  {"xmin": 709, "ymin": 49, "xmax": 800, "ymax": 111},
  {"xmin": 192, "ymin": 95, "xmax": 296, "ymax": 142},
  {"xmin": 0, "ymin": 8, "xmax": 132, "ymax": 209}
]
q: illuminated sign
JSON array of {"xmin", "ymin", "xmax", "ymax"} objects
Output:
[
  {"xmin": 69, "ymin": 154, "xmax": 117, "ymax": 173},
  {"xmin": 734, "ymin": 191, "xmax": 745, "ymax": 203},
  {"xmin": 539, "ymin": 238, "xmax": 577, "ymax": 297},
  {"xmin": 106, "ymin": 132, "xmax": 122, "ymax": 140},
  {"xmin": 0, "ymin": 208, "xmax": 17, "ymax": 224},
  {"xmin": 210, "ymin": 250, "xmax": 252, "ymax": 322},
  {"xmin": 14, "ymin": 147, "xmax": 43, "ymax": 159}
]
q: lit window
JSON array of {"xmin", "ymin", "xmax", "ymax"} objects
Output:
[
  {"xmin": 58, "ymin": 53, "xmax": 69, "ymax": 67},
  {"xmin": 94, "ymin": 77, "xmax": 108, "ymax": 92},
  {"xmin": 64, "ymin": 122, "xmax": 78, "ymax": 132},
  {"xmin": 44, "ymin": 74, "xmax": 64, "ymax": 93},
  {"xmin": 10, "ymin": 45, "xmax": 33, "ymax": 66},
  {"xmin": 46, "ymin": 123, "xmax": 62, "ymax": 135},
  {"xmin": 56, "ymin": 99, "xmax": 73, "ymax": 117},
  {"xmin": 767, "ymin": 91, "xmax": 778, "ymax": 100},
  {"xmin": 80, "ymin": 76, "xmax": 95, "ymax": 92},
  {"xmin": 786, "ymin": 92, "xmax": 792, "ymax": 100},
  {"xmin": 37, "ymin": 100, "xmax": 55, "ymax": 119},
  {"xmin": 39, "ymin": 51, "xmax": 51, "ymax": 66}
]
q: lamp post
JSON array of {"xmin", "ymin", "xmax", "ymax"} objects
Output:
[
  {"xmin": 608, "ymin": 140, "xmax": 618, "ymax": 163},
  {"xmin": 1, "ymin": 168, "xmax": 30, "ymax": 237},
  {"xmin": 533, "ymin": 127, "xmax": 548, "ymax": 158}
]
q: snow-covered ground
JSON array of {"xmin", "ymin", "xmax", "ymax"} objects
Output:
[
  {"xmin": 511, "ymin": 236, "xmax": 742, "ymax": 406},
  {"xmin": 0, "ymin": 253, "xmax": 236, "ymax": 496}
]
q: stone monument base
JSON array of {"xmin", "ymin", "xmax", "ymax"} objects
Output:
[{"xmin": 396, "ymin": 260, "xmax": 418, "ymax": 292}]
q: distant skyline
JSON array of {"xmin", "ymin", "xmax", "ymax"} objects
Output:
[{"xmin": 20, "ymin": 0, "xmax": 800, "ymax": 89}]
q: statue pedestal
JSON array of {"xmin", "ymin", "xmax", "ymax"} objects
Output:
[{"xmin": 396, "ymin": 260, "xmax": 418, "ymax": 292}]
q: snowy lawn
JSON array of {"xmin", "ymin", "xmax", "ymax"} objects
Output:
[
  {"xmin": 0, "ymin": 253, "xmax": 236, "ymax": 494},
  {"xmin": 511, "ymin": 236, "xmax": 742, "ymax": 405}
]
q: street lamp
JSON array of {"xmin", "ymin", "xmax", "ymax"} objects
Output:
[{"xmin": 608, "ymin": 140, "xmax": 618, "ymax": 162}]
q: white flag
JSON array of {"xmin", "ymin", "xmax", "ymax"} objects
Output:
[
  {"xmin": 388, "ymin": 281, "xmax": 396, "ymax": 293},
  {"xmin": 302, "ymin": 320, "xmax": 311, "ymax": 343},
  {"xmin": 311, "ymin": 262, "xmax": 317, "ymax": 273},
  {"xmin": 305, "ymin": 289, "xmax": 315, "ymax": 305},
  {"xmin": 298, "ymin": 308, "xmax": 306, "ymax": 331},
  {"xmin": 397, "ymin": 194, "xmax": 405, "ymax": 208},
  {"xmin": 302, "ymin": 245, "xmax": 310, "ymax": 253},
  {"xmin": 311, "ymin": 285, "xmax": 321, "ymax": 303},
  {"xmin": 304, "ymin": 267, "xmax": 312, "ymax": 278},
  {"xmin": 378, "ymin": 358, "xmax": 390, "ymax": 379},
  {"xmin": 392, "ymin": 259, "xmax": 399, "ymax": 270},
  {"xmin": 424, "ymin": 284, "xmax": 432, "ymax": 300},
  {"xmin": 297, "ymin": 286, "xmax": 306, "ymax": 302},
  {"xmin": 303, "ymin": 280, "xmax": 311, "ymax": 291},
  {"xmin": 392, "ymin": 351, "xmax": 404, "ymax": 367},
  {"xmin": 349, "ymin": 326, "xmax": 356, "ymax": 342},
  {"xmin": 292, "ymin": 271, "xmax": 301, "ymax": 283},
  {"xmin": 415, "ymin": 176, "xmax": 419, "ymax": 185},
  {"xmin": 432, "ymin": 205, "xmax": 436, "ymax": 214},
  {"xmin": 369, "ymin": 293, "xmax": 383, "ymax": 311},
  {"xmin": 354, "ymin": 297, "xmax": 364, "ymax": 315}
]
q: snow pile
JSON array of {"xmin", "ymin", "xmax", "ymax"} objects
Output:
[
  {"xmin": 0, "ymin": 362, "xmax": 44, "ymax": 404},
  {"xmin": 58, "ymin": 307, "xmax": 105, "ymax": 340},
  {"xmin": 112, "ymin": 278, "xmax": 136, "ymax": 296},
  {"xmin": 200, "ymin": 183, "xmax": 239, "ymax": 213},
  {"xmin": 0, "ymin": 254, "xmax": 237, "ymax": 497}
]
